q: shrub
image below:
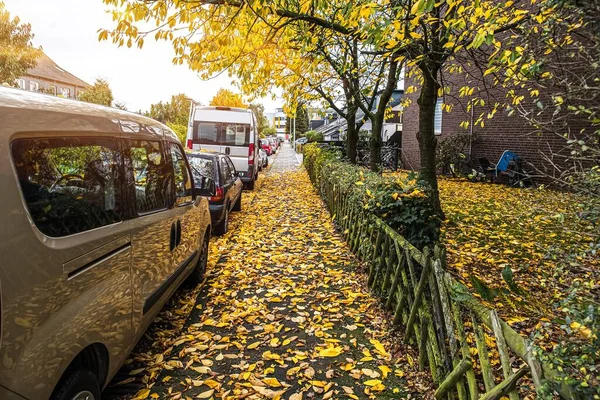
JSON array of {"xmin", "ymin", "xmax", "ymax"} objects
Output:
[
  {"xmin": 304, "ymin": 144, "xmax": 440, "ymax": 249},
  {"xmin": 436, "ymin": 132, "xmax": 477, "ymax": 176},
  {"xmin": 305, "ymin": 130, "xmax": 323, "ymax": 142},
  {"xmin": 534, "ymin": 288, "xmax": 600, "ymax": 399}
]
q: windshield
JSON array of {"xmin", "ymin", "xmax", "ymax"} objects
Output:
[{"xmin": 188, "ymin": 156, "xmax": 215, "ymax": 186}]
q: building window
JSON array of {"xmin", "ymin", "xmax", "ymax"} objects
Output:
[
  {"xmin": 60, "ymin": 87, "xmax": 71, "ymax": 98},
  {"xmin": 29, "ymin": 81, "xmax": 39, "ymax": 92},
  {"xmin": 434, "ymin": 98, "xmax": 443, "ymax": 135},
  {"xmin": 16, "ymin": 79, "xmax": 26, "ymax": 89}
]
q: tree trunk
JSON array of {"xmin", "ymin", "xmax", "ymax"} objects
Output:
[
  {"xmin": 417, "ymin": 66, "xmax": 444, "ymax": 217},
  {"xmin": 346, "ymin": 105, "xmax": 358, "ymax": 164},
  {"xmin": 369, "ymin": 116, "xmax": 383, "ymax": 171},
  {"xmin": 369, "ymin": 59, "xmax": 399, "ymax": 172}
]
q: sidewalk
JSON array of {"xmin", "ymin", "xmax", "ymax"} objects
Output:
[{"xmin": 107, "ymin": 150, "xmax": 432, "ymax": 399}]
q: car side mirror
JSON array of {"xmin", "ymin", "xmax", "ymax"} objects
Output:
[{"xmin": 194, "ymin": 176, "xmax": 216, "ymax": 197}]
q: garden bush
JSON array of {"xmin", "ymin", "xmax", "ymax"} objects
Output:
[
  {"xmin": 304, "ymin": 130, "xmax": 323, "ymax": 142},
  {"xmin": 304, "ymin": 143, "xmax": 440, "ymax": 249}
]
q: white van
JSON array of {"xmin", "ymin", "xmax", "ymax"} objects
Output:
[{"xmin": 186, "ymin": 105, "xmax": 259, "ymax": 189}]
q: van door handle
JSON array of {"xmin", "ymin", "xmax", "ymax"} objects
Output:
[
  {"xmin": 176, "ymin": 220, "xmax": 182, "ymax": 247},
  {"xmin": 170, "ymin": 222, "xmax": 176, "ymax": 252}
]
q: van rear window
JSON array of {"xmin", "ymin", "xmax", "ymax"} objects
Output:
[
  {"xmin": 196, "ymin": 122, "xmax": 218, "ymax": 144},
  {"xmin": 192, "ymin": 122, "xmax": 250, "ymax": 147},
  {"xmin": 11, "ymin": 137, "xmax": 123, "ymax": 237}
]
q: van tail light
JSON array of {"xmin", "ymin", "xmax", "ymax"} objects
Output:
[
  {"xmin": 248, "ymin": 143, "xmax": 255, "ymax": 165},
  {"xmin": 186, "ymin": 139, "xmax": 193, "ymax": 149},
  {"xmin": 210, "ymin": 186, "xmax": 224, "ymax": 202}
]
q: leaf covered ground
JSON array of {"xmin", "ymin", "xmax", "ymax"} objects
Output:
[
  {"xmin": 437, "ymin": 178, "xmax": 598, "ymax": 328},
  {"xmin": 108, "ymin": 149, "xmax": 433, "ymax": 399}
]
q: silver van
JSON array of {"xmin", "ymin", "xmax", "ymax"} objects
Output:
[
  {"xmin": 0, "ymin": 87, "xmax": 212, "ymax": 400},
  {"xmin": 185, "ymin": 105, "xmax": 259, "ymax": 189}
]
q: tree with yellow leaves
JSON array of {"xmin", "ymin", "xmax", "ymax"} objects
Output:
[
  {"xmin": 209, "ymin": 88, "xmax": 247, "ymax": 108},
  {"xmin": 99, "ymin": 0, "xmax": 560, "ymax": 215}
]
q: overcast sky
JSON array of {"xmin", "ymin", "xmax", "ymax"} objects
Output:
[{"xmin": 4, "ymin": 0, "xmax": 282, "ymax": 113}]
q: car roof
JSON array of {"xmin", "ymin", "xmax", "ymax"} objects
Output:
[{"xmin": 0, "ymin": 86, "xmax": 179, "ymax": 142}]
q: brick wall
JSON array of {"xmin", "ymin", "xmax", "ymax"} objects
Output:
[{"xmin": 400, "ymin": 68, "xmax": 588, "ymax": 180}]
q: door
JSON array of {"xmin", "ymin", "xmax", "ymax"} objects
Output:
[
  {"xmin": 168, "ymin": 142, "xmax": 201, "ymax": 273},
  {"xmin": 6, "ymin": 135, "xmax": 133, "ymax": 397},
  {"xmin": 190, "ymin": 121, "xmax": 221, "ymax": 153},
  {"xmin": 221, "ymin": 122, "xmax": 251, "ymax": 174},
  {"xmin": 225, "ymin": 157, "xmax": 243, "ymax": 203},
  {"xmin": 218, "ymin": 156, "xmax": 234, "ymax": 208},
  {"xmin": 125, "ymin": 139, "xmax": 177, "ymax": 328}
]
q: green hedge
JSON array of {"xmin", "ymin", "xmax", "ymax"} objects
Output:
[{"xmin": 304, "ymin": 144, "xmax": 440, "ymax": 249}]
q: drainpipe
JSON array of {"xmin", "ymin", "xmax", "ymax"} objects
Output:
[{"xmin": 469, "ymin": 105, "xmax": 474, "ymax": 159}]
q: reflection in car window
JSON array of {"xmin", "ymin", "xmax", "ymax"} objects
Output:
[
  {"xmin": 127, "ymin": 140, "xmax": 172, "ymax": 213},
  {"xmin": 11, "ymin": 137, "xmax": 123, "ymax": 237},
  {"xmin": 169, "ymin": 143, "xmax": 192, "ymax": 205},
  {"xmin": 188, "ymin": 157, "xmax": 214, "ymax": 186},
  {"xmin": 225, "ymin": 157, "xmax": 237, "ymax": 178},
  {"xmin": 219, "ymin": 157, "xmax": 231, "ymax": 182}
]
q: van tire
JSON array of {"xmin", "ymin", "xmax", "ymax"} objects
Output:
[
  {"xmin": 187, "ymin": 231, "xmax": 209, "ymax": 285},
  {"xmin": 232, "ymin": 193, "xmax": 242, "ymax": 211},
  {"xmin": 246, "ymin": 179, "xmax": 255, "ymax": 191},
  {"xmin": 215, "ymin": 206, "xmax": 229, "ymax": 236},
  {"xmin": 51, "ymin": 369, "xmax": 101, "ymax": 400}
]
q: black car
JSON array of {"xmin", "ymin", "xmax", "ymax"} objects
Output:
[{"xmin": 187, "ymin": 152, "xmax": 243, "ymax": 235}]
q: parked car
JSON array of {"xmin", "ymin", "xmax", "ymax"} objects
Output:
[
  {"xmin": 258, "ymin": 148, "xmax": 269, "ymax": 170},
  {"xmin": 260, "ymin": 138, "xmax": 272, "ymax": 155},
  {"xmin": 187, "ymin": 152, "xmax": 243, "ymax": 235},
  {"xmin": 295, "ymin": 137, "xmax": 308, "ymax": 145},
  {"xmin": 0, "ymin": 87, "xmax": 213, "ymax": 400},
  {"xmin": 186, "ymin": 105, "xmax": 259, "ymax": 189},
  {"xmin": 267, "ymin": 137, "xmax": 278, "ymax": 153}
]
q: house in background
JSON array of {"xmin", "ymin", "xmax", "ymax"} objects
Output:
[
  {"xmin": 15, "ymin": 51, "xmax": 90, "ymax": 99},
  {"xmin": 265, "ymin": 108, "xmax": 287, "ymax": 140},
  {"xmin": 311, "ymin": 89, "xmax": 404, "ymax": 142}
]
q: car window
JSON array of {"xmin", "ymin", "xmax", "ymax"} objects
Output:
[
  {"xmin": 168, "ymin": 143, "xmax": 193, "ymax": 205},
  {"xmin": 193, "ymin": 122, "xmax": 219, "ymax": 145},
  {"xmin": 127, "ymin": 140, "xmax": 172, "ymax": 214},
  {"xmin": 225, "ymin": 157, "xmax": 237, "ymax": 179},
  {"xmin": 188, "ymin": 157, "xmax": 215, "ymax": 186},
  {"xmin": 11, "ymin": 136, "xmax": 123, "ymax": 237},
  {"xmin": 219, "ymin": 157, "xmax": 231, "ymax": 182},
  {"xmin": 222, "ymin": 123, "xmax": 250, "ymax": 146}
]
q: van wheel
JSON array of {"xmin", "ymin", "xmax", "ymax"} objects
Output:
[
  {"xmin": 51, "ymin": 369, "xmax": 100, "ymax": 400},
  {"xmin": 232, "ymin": 193, "xmax": 242, "ymax": 211},
  {"xmin": 187, "ymin": 231, "xmax": 209, "ymax": 285},
  {"xmin": 215, "ymin": 206, "xmax": 229, "ymax": 236},
  {"xmin": 246, "ymin": 179, "xmax": 255, "ymax": 191}
]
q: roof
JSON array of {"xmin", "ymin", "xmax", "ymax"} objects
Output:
[
  {"xmin": 0, "ymin": 86, "xmax": 177, "ymax": 142},
  {"xmin": 24, "ymin": 52, "xmax": 90, "ymax": 88}
]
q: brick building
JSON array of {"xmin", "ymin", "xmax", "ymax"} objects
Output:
[
  {"xmin": 15, "ymin": 51, "xmax": 90, "ymax": 99},
  {"xmin": 400, "ymin": 71, "xmax": 579, "ymax": 178}
]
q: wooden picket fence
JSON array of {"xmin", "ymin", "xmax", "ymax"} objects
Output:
[{"xmin": 318, "ymin": 178, "xmax": 575, "ymax": 400}]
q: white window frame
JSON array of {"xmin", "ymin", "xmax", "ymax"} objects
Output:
[
  {"xmin": 29, "ymin": 81, "xmax": 39, "ymax": 92},
  {"xmin": 16, "ymin": 79, "xmax": 26, "ymax": 89},
  {"xmin": 60, "ymin": 87, "xmax": 71, "ymax": 98},
  {"xmin": 434, "ymin": 98, "xmax": 443, "ymax": 135}
]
